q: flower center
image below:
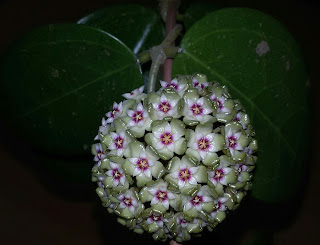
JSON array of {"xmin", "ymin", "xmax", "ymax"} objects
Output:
[
  {"xmin": 191, "ymin": 104, "xmax": 203, "ymax": 115},
  {"xmin": 133, "ymin": 111, "xmax": 143, "ymax": 123},
  {"xmin": 217, "ymin": 99, "xmax": 224, "ymax": 110},
  {"xmin": 214, "ymin": 169, "xmax": 223, "ymax": 179},
  {"xmin": 191, "ymin": 195, "xmax": 203, "ymax": 205},
  {"xmin": 151, "ymin": 214, "xmax": 161, "ymax": 222},
  {"xmin": 113, "ymin": 169, "xmax": 122, "ymax": 180},
  {"xmin": 158, "ymin": 101, "xmax": 171, "ymax": 113},
  {"xmin": 214, "ymin": 202, "xmax": 221, "ymax": 210},
  {"xmin": 115, "ymin": 137, "xmax": 124, "ymax": 149},
  {"xmin": 111, "ymin": 108, "xmax": 119, "ymax": 118},
  {"xmin": 197, "ymin": 137, "xmax": 210, "ymax": 150},
  {"xmin": 157, "ymin": 191, "xmax": 168, "ymax": 202},
  {"xmin": 161, "ymin": 132, "xmax": 173, "ymax": 145},
  {"xmin": 228, "ymin": 136, "xmax": 237, "ymax": 148},
  {"xmin": 97, "ymin": 151, "xmax": 104, "ymax": 158},
  {"xmin": 179, "ymin": 168, "xmax": 191, "ymax": 181},
  {"xmin": 137, "ymin": 158, "xmax": 149, "ymax": 171},
  {"xmin": 237, "ymin": 164, "xmax": 244, "ymax": 173},
  {"xmin": 123, "ymin": 197, "xmax": 132, "ymax": 207},
  {"xmin": 166, "ymin": 82, "xmax": 178, "ymax": 90},
  {"xmin": 179, "ymin": 218, "xmax": 188, "ymax": 225}
]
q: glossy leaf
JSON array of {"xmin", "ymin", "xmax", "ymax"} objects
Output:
[
  {"xmin": 183, "ymin": 2, "xmax": 220, "ymax": 30},
  {"xmin": 78, "ymin": 4, "xmax": 164, "ymax": 54},
  {"xmin": 173, "ymin": 8, "xmax": 309, "ymax": 202},
  {"xmin": 0, "ymin": 24, "xmax": 143, "ymax": 156}
]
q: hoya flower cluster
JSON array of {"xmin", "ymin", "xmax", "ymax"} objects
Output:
[{"xmin": 91, "ymin": 74, "xmax": 258, "ymax": 242}]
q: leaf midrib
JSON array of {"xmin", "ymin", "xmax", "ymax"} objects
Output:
[
  {"xmin": 21, "ymin": 63, "xmax": 135, "ymax": 117},
  {"xmin": 183, "ymin": 50, "xmax": 296, "ymax": 158}
]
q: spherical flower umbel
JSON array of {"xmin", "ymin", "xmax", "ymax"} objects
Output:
[{"xmin": 91, "ymin": 74, "xmax": 258, "ymax": 242}]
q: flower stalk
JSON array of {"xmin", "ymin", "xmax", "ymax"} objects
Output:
[{"xmin": 146, "ymin": 0, "xmax": 182, "ymax": 93}]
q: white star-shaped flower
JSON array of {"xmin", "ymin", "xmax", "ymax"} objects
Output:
[
  {"xmin": 153, "ymin": 123, "xmax": 182, "ymax": 152},
  {"xmin": 190, "ymin": 131, "xmax": 219, "ymax": 159},
  {"xmin": 128, "ymin": 150, "xmax": 154, "ymax": 178},
  {"xmin": 171, "ymin": 161, "xmax": 198, "ymax": 189},
  {"xmin": 106, "ymin": 162, "xmax": 126, "ymax": 187},
  {"xmin": 226, "ymin": 129, "xmax": 243, "ymax": 156},
  {"xmin": 127, "ymin": 103, "xmax": 149, "ymax": 128},
  {"xmin": 105, "ymin": 101, "xmax": 123, "ymax": 123},
  {"xmin": 185, "ymin": 97, "xmax": 213, "ymax": 122},
  {"xmin": 152, "ymin": 94, "xmax": 178, "ymax": 119},
  {"xmin": 148, "ymin": 185, "xmax": 175, "ymax": 210},
  {"xmin": 108, "ymin": 131, "xmax": 128, "ymax": 156},
  {"xmin": 160, "ymin": 78, "xmax": 186, "ymax": 93},
  {"xmin": 122, "ymin": 86, "xmax": 144, "ymax": 99}
]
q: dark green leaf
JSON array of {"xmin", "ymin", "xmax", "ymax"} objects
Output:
[
  {"xmin": 1, "ymin": 24, "xmax": 143, "ymax": 156},
  {"xmin": 78, "ymin": 4, "xmax": 165, "ymax": 54},
  {"xmin": 173, "ymin": 8, "xmax": 309, "ymax": 202},
  {"xmin": 247, "ymin": 230, "xmax": 273, "ymax": 245},
  {"xmin": 183, "ymin": 2, "xmax": 221, "ymax": 30},
  {"xmin": 43, "ymin": 157, "xmax": 92, "ymax": 184}
]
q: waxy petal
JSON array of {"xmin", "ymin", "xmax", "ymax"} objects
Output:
[
  {"xmin": 189, "ymin": 167, "xmax": 198, "ymax": 175},
  {"xmin": 224, "ymin": 167, "xmax": 232, "ymax": 175},
  {"xmin": 203, "ymin": 196, "xmax": 212, "ymax": 203},
  {"xmin": 148, "ymin": 187, "xmax": 158, "ymax": 195},
  {"xmin": 160, "ymin": 94, "xmax": 167, "ymax": 103},
  {"xmin": 113, "ymin": 179, "xmax": 120, "ymax": 187},
  {"xmin": 185, "ymin": 202, "xmax": 193, "ymax": 211},
  {"xmin": 188, "ymin": 176, "xmax": 197, "ymax": 185},
  {"xmin": 160, "ymin": 80, "xmax": 168, "ymax": 88},
  {"xmin": 137, "ymin": 103, "xmax": 144, "ymax": 112},
  {"xmin": 171, "ymin": 171, "xmax": 180, "ymax": 179},
  {"xmin": 156, "ymin": 141, "xmax": 164, "ymax": 150},
  {"xmin": 127, "ymin": 120, "xmax": 136, "ymax": 127},
  {"xmin": 164, "ymin": 123, "xmax": 172, "ymax": 133},
  {"xmin": 167, "ymin": 142, "xmax": 174, "ymax": 152},
  {"xmin": 167, "ymin": 192, "xmax": 175, "ymax": 199},
  {"xmin": 110, "ymin": 132, "xmax": 118, "ymax": 140},
  {"xmin": 144, "ymin": 168, "xmax": 152, "ymax": 178},
  {"xmin": 220, "ymin": 177, "xmax": 228, "ymax": 185},
  {"xmin": 119, "ymin": 202, "xmax": 126, "ymax": 209},
  {"xmin": 109, "ymin": 162, "xmax": 118, "ymax": 169},
  {"xmin": 178, "ymin": 179, "xmax": 186, "ymax": 189},
  {"xmin": 162, "ymin": 200, "xmax": 169, "ymax": 209},
  {"xmin": 195, "ymin": 204, "xmax": 202, "ymax": 211},
  {"xmin": 157, "ymin": 221, "xmax": 164, "ymax": 228},
  {"xmin": 133, "ymin": 167, "xmax": 142, "ymax": 176},
  {"xmin": 151, "ymin": 197, "xmax": 159, "ymax": 205},
  {"xmin": 129, "ymin": 157, "xmax": 139, "ymax": 165},
  {"xmin": 129, "ymin": 206, "xmax": 135, "ymax": 214},
  {"xmin": 120, "ymin": 176, "xmax": 125, "ymax": 185},
  {"xmin": 199, "ymin": 150, "xmax": 207, "ymax": 159},
  {"xmin": 153, "ymin": 131, "xmax": 162, "ymax": 139},
  {"xmin": 197, "ymin": 97, "xmax": 205, "ymax": 106},
  {"xmin": 234, "ymin": 132, "xmax": 242, "ymax": 140},
  {"xmin": 127, "ymin": 110, "xmax": 135, "ymax": 117}
]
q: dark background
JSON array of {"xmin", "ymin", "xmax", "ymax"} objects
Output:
[{"xmin": 0, "ymin": 0, "xmax": 319, "ymax": 244}]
